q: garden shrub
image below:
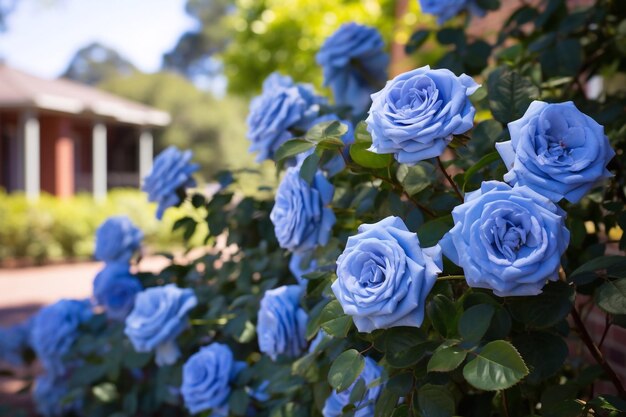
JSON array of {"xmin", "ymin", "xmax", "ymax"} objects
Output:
[{"xmin": 2, "ymin": 0, "xmax": 626, "ymax": 416}]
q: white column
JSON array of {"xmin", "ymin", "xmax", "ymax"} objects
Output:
[
  {"xmin": 22, "ymin": 110, "xmax": 40, "ymax": 201},
  {"xmin": 139, "ymin": 128, "xmax": 154, "ymax": 185},
  {"xmin": 92, "ymin": 122, "xmax": 107, "ymax": 201}
]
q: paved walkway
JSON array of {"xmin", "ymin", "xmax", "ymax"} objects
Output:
[{"xmin": 0, "ymin": 257, "xmax": 171, "ymax": 327}]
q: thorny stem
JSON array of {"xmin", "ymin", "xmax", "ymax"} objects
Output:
[
  {"xmin": 436, "ymin": 157, "xmax": 464, "ymax": 201},
  {"xmin": 570, "ymin": 305, "xmax": 626, "ymax": 398},
  {"xmin": 438, "ymin": 275, "xmax": 465, "ymax": 281}
]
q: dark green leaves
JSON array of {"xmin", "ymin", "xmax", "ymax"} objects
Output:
[
  {"xmin": 428, "ymin": 342, "xmax": 467, "ymax": 373},
  {"xmin": 507, "ymin": 281, "xmax": 575, "ymax": 329},
  {"xmin": 328, "ymin": 349, "xmax": 364, "ymax": 392},
  {"xmin": 595, "ymin": 279, "xmax": 626, "ymax": 315},
  {"xmin": 274, "ymin": 139, "xmax": 315, "ymax": 163},
  {"xmin": 417, "ymin": 384, "xmax": 456, "ymax": 417},
  {"xmin": 487, "ymin": 67, "xmax": 538, "ymax": 124},
  {"xmin": 405, "ymin": 30, "xmax": 430, "ymax": 54},
  {"xmin": 417, "ymin": 216, "xmax": 453, "ymax": 247},
  {"xmin": 318, "ymin": 300, "xmax": 353, "ymax": 338},
  {"xmin": 396, "ymin": 163, "xmax": 435, "ymax": 196},
  {"xmin": 463, "ymin": 340, "xmax": 529, "ymax": 390},
  {"xmin": 459, "ymin": 304, "xmax": 495, "ymax": 343}
]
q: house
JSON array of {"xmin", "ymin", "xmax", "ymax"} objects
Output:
[{"xmin": 0, "ymin": 65, "xmax": 170, "ymax": 200}]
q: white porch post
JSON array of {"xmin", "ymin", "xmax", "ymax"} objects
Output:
[
  {"xmin": 92, "ymin": 122, "xmax": 107, "ymax": 201},
  {"xmin": 139, "ymin": 128, "xmax": 153, "ymax": 186},
  {"xmin": 22, "ymin": 110, "xmax": 40, "ymax": 201}
]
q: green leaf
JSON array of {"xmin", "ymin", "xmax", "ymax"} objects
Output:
[
  {"xmin": 328, "ymin": 349, "xmax": 365, "ymax": 392},
  {"xmin": 540, "ymin": 39, "xmax": 582, "ymax": 78},
  {"xmin": 512, "ymin": 332, "xmax": 568, "ymax": 384},
  {"xmin": 383, "ymin": 327, "xmax": 432, "ymax": 368},
  {"xmin": 427, "ymin": 294, "xmax": 460, "ymax": 338},
  {"xmin": 299, "ymin": 151, "xmax": 321, "ymax": 184},
  {"xmin": 459, "ymin": 304, "xmax": 495, "ymax": 343},
  {"xmin": 306, "ymin": 121, "xmax": 348, "ymax": 142},
  {"xmin": 405, "ymin": 30, "xmax": 430, "ymax": 54},
  {"xmin": 595, "ymin": 279, "xmax": 626, "ymax": 315},
  {"xmin": 92, "ymin": 382, "xmax": 119, "ymax": 403},
  {"xmin": 428, "ymin": 342, "xmax": 468, "ymax": 373},
  {"xmin": 507, "ymin": 281, "xmax": 575, "ymax": 329},
  {"xmin": 354, "ymin": 121, "xmax": 372, "ymax": 144},
  {"xmin": 229, "ymin": 388, "xmax": 250, "ymax": 415},
  {"xmin": 487, "ymin": 67, "xmax": 539, "ymax": 124},
  {"xmin": 417, "ymin": 384, "xmax": 456, "ymax": 417},
  {"xmin": 463, "ymin": 340, "xmax": 529, "ymax": 391},
  {"xmin": 418, "ymin": 216, "xmax": 453, "ymax": 247},
  {"xmin": 350, "ymin": 142, "xmax": 393, "ymax": 169},
  {"xmin": 348, "ymin": 378, "xmax": 367, "ymax": 405},
  {"xmin": 274, "ymin": 139, "xmax": 315, "ymax": 162},
  {"xmin": 318, "ymin": 300, "xmax": 353, "ymax": 338},
  {"xmin": 570, "ymin": 256, "xmax": 626, "ymax": 285},
  {"xmin": 588, "ymin": 395, "xmax": 626, "ymax": 413},
  {"xmin": 396, "ymin": 162, "xmax": 435, "ymax": 196},
  {"xmin": 462, "ymin": 152, "xmax": 501, "ymax": 191},
  {"xmin": 375, "ymin": 388, "xmax": 401, "ymax": 417}
]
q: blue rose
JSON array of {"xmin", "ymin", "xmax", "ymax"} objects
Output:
[
  {"xmin": 367, "ymin": 65, "xmax": 479, "ymax": 164},
  {"xmin": 124, "ymin": 284, "xmax": 198, "ymax": 366},
  {"xmin": 496, "ymin": 101, "xmax": 615, "ymax": 203},
  {"xmin": 323, "ymin": 356, "xmax": 383, "ymax": 417},
  {"xmin": 270, "ymin": 167, "xmax": 336, "ymax": 253},
  {"xmin": 316, "ymin": 23, "xmax": 389, "ymax": 115},
  {"xmin": 94, "ymin": 215, "xmax": 143, "ymax": 263},
  {"xmin": 0, "ymin": 321, "xmax": 31, "ymax": 366},
  {"xmin": 247, "ymin": 72, "xmax": 323, "ymax": 162},
  {"xmin": 440, "ymin": 181, "xmax": 570, "ymax": 297},
  {"xmin": 332, "ymin": 216, "xmax": 442, "ymax": 333},
  {"xmin": 93, "ymin": 263, "xmax": 142, "ymax": 321},
  {"xmin": 257, "ymin": 285, "xmax": 307, "ymax": 360},
  {"xmin": 418, "ymin": 0, "xmax": 485, "ymax": 24},
  {"xmin": 31, "ymin": 299, "xmax": 92, "ymax": 375},
  {"xmin": 143, "ymin": 146, "xmax": 199, "ymax": 219},
  {"xmin": 33, "ymin": 372, "xmax": 82, "ymax": 417},
  {"xmin": 181, "ymin": 343, "xmax": 245, "ymax": 416}
]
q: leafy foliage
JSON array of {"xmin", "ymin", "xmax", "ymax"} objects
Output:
[{"xmin": 8, "ymin": 1, "xmax": 626, "ymax": 417}]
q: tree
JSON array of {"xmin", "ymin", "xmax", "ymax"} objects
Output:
[
  {"xmin": 162, "ymin": 0, "xmax": 233, "ymax": 85},
  {"xmin": 61, "ymin": 42, "xmax": 137, "ymax": 85}
]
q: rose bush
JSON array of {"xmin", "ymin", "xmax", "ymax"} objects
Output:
[{"xmin": 10, "ymin": 1, "xmax": 626, "ymax": 416}]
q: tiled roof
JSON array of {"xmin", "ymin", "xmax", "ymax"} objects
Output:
[{"xmin": 0, "ymin": 65, "xmax": 170, "ymax": 126}]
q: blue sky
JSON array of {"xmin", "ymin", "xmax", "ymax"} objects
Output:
[{"xmin": 0, "ymin": 0, "xmax": 196, "ymax": 79}]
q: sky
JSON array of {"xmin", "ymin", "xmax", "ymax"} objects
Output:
[{"xmin": 0, "ymin": 0, "xmax": 197, "ymax": 79}]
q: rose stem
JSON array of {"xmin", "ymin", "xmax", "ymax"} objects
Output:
[
  {"xmin": 570, "ymin": 305, "xmax": 626, "ymax": 398},
  {"xmin": 438, "ymin": 275, "xmax": 465, "ymax": 281},
  {"xmin": 436, "ymin": 156, "xmax": 464, "ymax": 201}
]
